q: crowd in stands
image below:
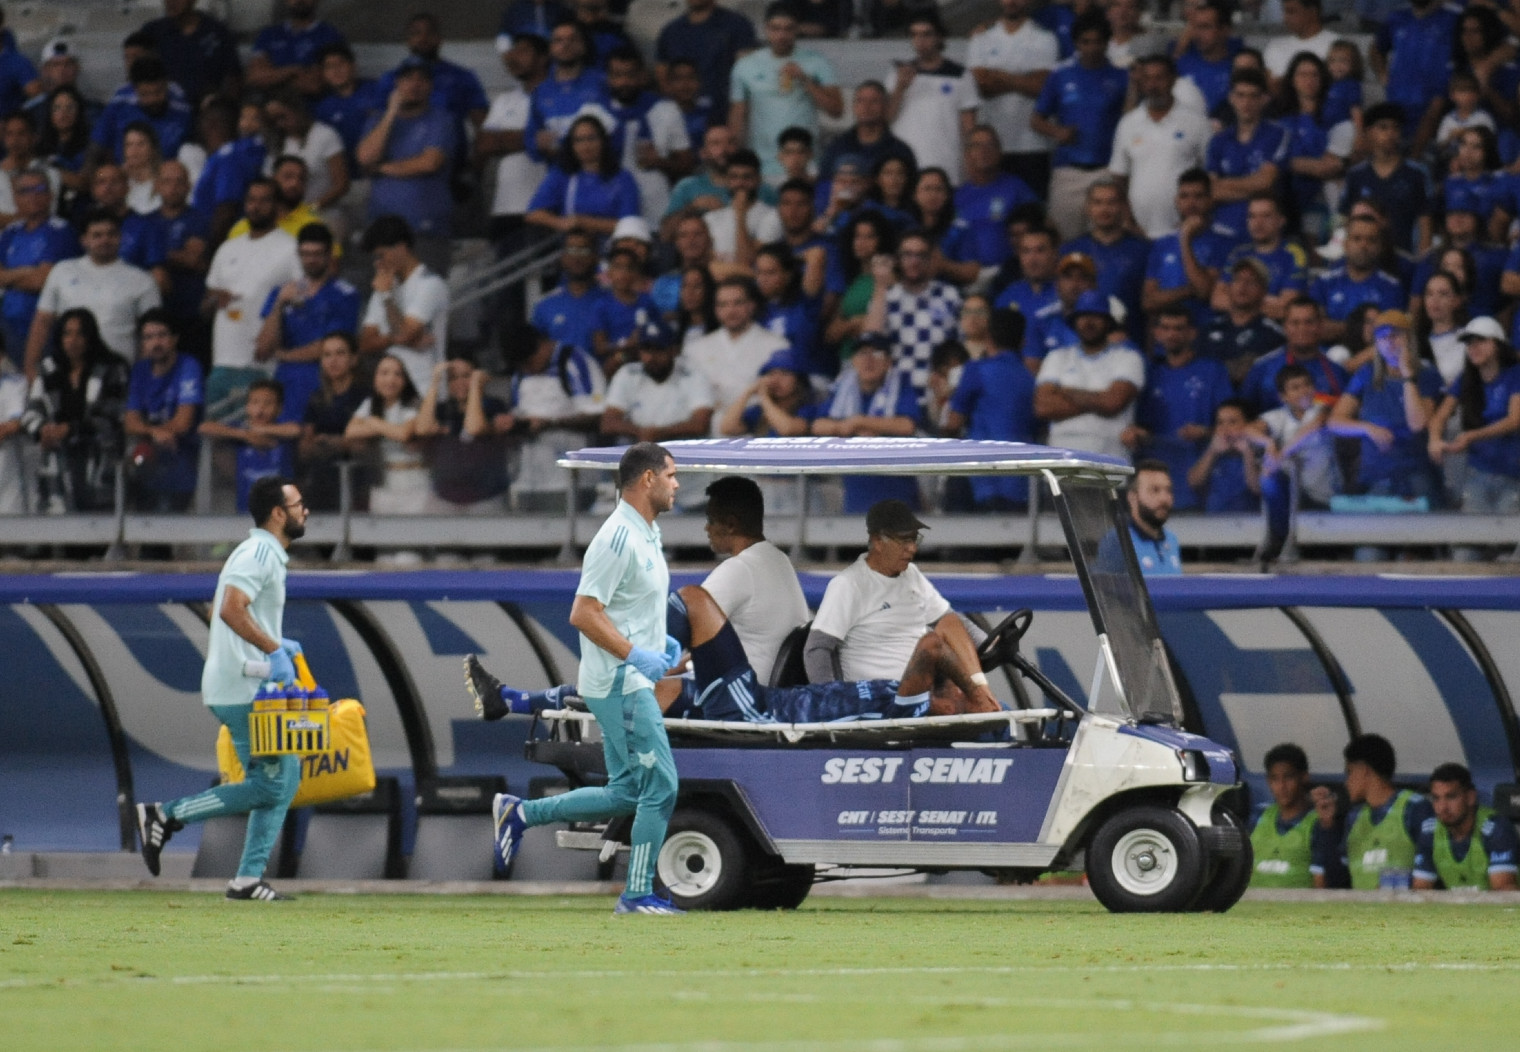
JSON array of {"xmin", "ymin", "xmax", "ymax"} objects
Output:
[{"xmin": 3, "ymin": 0, "xmax": 1520, "ymax": 552}]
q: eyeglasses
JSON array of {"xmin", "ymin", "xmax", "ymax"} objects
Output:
[{"xmin": 282, "ymin": 499, "xmax": 306, "ymax": 511}]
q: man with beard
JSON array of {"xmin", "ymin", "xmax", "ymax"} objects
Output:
[
  {"xmin": 1126, "ymin": 458, "xmax": 1182, "ymax": 575},
  {"xmin": 203, "ymin": 179, "xmax": 301, "ymax": 410},
  {"xmin": 227, "ymin": 155, "xmax": 329, "ymax": 245},
  {"xmin": 255, "ymin": 222, "xmax": 359, "ymax": 420},
  {"xmin": 604, "ymin": 45, "xmax": 694, "ymax": 224},
  {"xmin": 134, "ymin": 474, "xmax": 310, "ymax": 902}
]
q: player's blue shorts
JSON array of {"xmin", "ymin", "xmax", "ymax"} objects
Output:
[{"xmin": 683, "ymin": 621, "xmax": 928, "ymax": 724}]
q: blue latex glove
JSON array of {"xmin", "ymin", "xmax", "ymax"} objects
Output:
[
  {"xmin": 663, "ymin": 635, "xmax": 683, "ymax": 668},
  {"xmin": 267, "ymin": 647, "xmax": 298, "ymax": 685},
  {"xmin": 280, "ymin": 637, "xmax": 303, "ymax": 657},
  {"xmin": 626, "ymin": 645, "xmax": 670, "ymax": 683}
]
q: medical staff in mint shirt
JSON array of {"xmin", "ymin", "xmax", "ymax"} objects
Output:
[
  {"xmin": 1318, "ymin": 733, "xmax": 1432, "ymax": 890},
  {"xmin": 1413, "ymin": 763, "xmax": 1519, "ymax": 891},
  {"xmin": 1250, "ymin": 743, "xmax": 1341, "ymax": 889}
]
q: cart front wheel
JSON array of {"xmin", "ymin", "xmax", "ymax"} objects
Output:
[
  {"xmin": 657, "ymin": 809, "xmax": 752, "ymax": 911},
  {"xmin": 1086, "ymin": 805, "xmax": 1204, "ymax": 913}
]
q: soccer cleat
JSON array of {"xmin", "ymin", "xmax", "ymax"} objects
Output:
[
  {"xmin": 135, "ymin": 802, "xmax": 181, "ymax": 877},
  {"xmin": 465, "ymin": 654, "xmax": 508, "ymax": 720},
  {"xmin": 492, "ymin": 792, "xmax": 527, "ymax": 872},
  {"xmin": 614, "ymin": 892, "xmax": 686, "ymax": 916},
  {"xmin": 225, "ymin": 880, "xmax": 292, "ymax": 901}
]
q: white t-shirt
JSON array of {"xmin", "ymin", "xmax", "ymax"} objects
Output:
[
  {"xmin": 704, "ymin": 202, "xmax": 782, "ymax": 263},
  {"xmin": 1035, "ymin": 342, "xmax": 1146, "ymax": 459},
  {"xmin": 511, "ymin": 345, "xmax": 607, "ymax": 495},
  {"xmin": 1108, "ymin": 102, "xmax": 1212, "ymax": 238},
  {"xmin": 683, "ymin": 323, "xmax": 789, "ymax": 432},
  {"xmin": 275, "ymin": 121, "xmax": 345, "ymax": 205},
  {"xmin": 886, "ymin": 60, "xmax": 980, "ymax": 183},
  {"xmin": 484, "ymin": 89, "xmax": 548, "ymax": 217},
  {"xmin": 701, "ymin": 539, "xmax": 810, "ymax": 683},
  {"xmin": 362, "ymin": 263, "xmax": 450, "ymax": 393},
  {"xmin": 205, "ymin": 228, "xmax": 301, "ymax": 371},
  {"xmin": 36, "ymin": 257, "xmax": 161, "ymax": 361},
  {"xmin": 1263, "ymin": 29, "xmax": 1340, "ymax": 78},
  {"xmin": 1260, "ymin": 402, "xmax": 1336, "ymax": 505},
  {"xmin": 0, "ymin": 370, "xmax": 28, "ymax": 514},
  {"xmin": 127, "ymin": 175, "xmax": 161, "ymax": 215},
  {"xmin": 626, "ymin": 97, "xmax": 690, "ymax": 225},
  {"xmin": 812, "ymin": 556, "xmax": 952, "ymax": 682},
  {"xmin": 177, "ymin": 142, "xmax": 208, "ymax": 191},
  {"xmin": 966, "ymin": 19, "xmax": 1060, "ymax": 154},
  {"xmin": 604, "ymin": 357, "xmax": 715, "ymax": 427}
]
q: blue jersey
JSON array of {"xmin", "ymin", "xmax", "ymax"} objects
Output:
[
  {"xmin": 374, "ymin": 57, "xmax": 489, "ymax": 127},
  {"xmin": 140, "ymin": 12, "xmax": 241, "ymax": 105},
  {"xmin": 313, "ymin": 83, "xmax": 381, "ymax": 172},
  {"xmin": 252, "ymin": 19, "xmax": 346, "ymax": 70},
  {"xmin": 947, "ymin": 350, "xmax": 1037, "ymax": 506},
  {"xmin": 1345, "ymin": 362, "xmax": 1444, "ymax": 487},
  {"xmin": 654, "ymin": 9, "xmax": 757, "ymax": 124},
  {"xmin": 1198, "ymin": 314, "xmax": 1286, "ymax": 381},
  {"xmin": 499, "ymin": 0, "xmax": 573, "ymax": 38},
  {"xmin": 525, "ymin": 67, "xmax": 611, "ymax": 161},
  {"xmin": 760, "ymin": 295, "xmax": 828, "ymax": 378},
  {"xmin": 0, "ymin": 38, "xmax": 37, "ymax": 118},
  {"xmin": 363, "ymin": 106, "xmax": 459, "ymax": 236},
  {"xmin": 1415, "ymin": 242, "xmax": 1504, "ymax": 317},
  {"xmin": 235, "ymin": 439, "xmax": 295, "ymax": 512},
  {"xmin": 1128, "ymin": 523, "xmax": 1182, "ymax": 576},
  {"xmin": 1279, "ymin": 112, "xmax": 1331, "ymax": 217},
  {"xmin": 1447, "ymin": 364, "xmax": 1520, "ymax": 479},
  {"xmin": 1062, "ymin": 232, "xmax": 1151, "ymax": 341},
  {"xmin": 1323, "ymin": 77, "xmax": 1362, "ymax": 128},
  {"xmin": 592, "ymin": 291, "xmax": 660, "ymax": 352},
  {"xmin": 511, "ymin": 341, "xmax": 604, "ymax": 408},
  {"xmin": 92, "ymin": 96, "xmax": 195, "ymax": 163},
  {"xmin": 1413, "ymin": 810, "xmax": 1520, "ymax": 886},
  {"xmin": 119, "ymin": 211, "xmax": 166, "ymax": 272},
  {"xmin": 193, "ymin": 136, "xmax": 268, "ymax": 212},
  {"xmin": 1135, "ymin": 355, "xmax": 1234, "ymax": 511},
  {"xmin": 157, "ymin": 206, "xmax": 213, "ymax": 320},
  {"xmin": 1310, "ymin": 264, "xmax": 1405, "ymax": 322},
  {"xmin": 994, "ymin": 277, "xmax": 1058, "ymax": 322},
  {"xmin": 1206, "ymin": 122, "xmax": 1289, "ymax": 240},
  {"xmin": 1145, "ymin": 225, "xmax": 1238, "ymax": 327},
  {"xmin": 261, "ymin": 278, "xmax": 363, "ymax": 422},
  {"xmin": 1377, "ymin": 5, "xmax": 1461, "ymax": 135},
  {"xmin": 125, "ymin": 355, "xmax": 204, "ymax": 495},
  {"xmin": 953, "ymin": 175, "xmax": 1040, "ymax": 267},
  {"xmin": 1034, "ymin": 3, "xmax": 1075, "ymax": 57},
  {"xmin": 0, "ymin": 218, "xmax": 79, "ymax": 330},
  {"xmin": 1177, "ymin": 39, "xmax": 1243, "ymax": 115},
  {"xmin": 1443, "ymin": 172, "xmax": 1506, "ymax": 223},
  {"xmin": 532, "ymin": 283, "xmax": 609, "ymax": 353},
  {"xmin": 526, "ymin": 166, "xmax": 640, "ymax": 221},
  {"xmin": 1200, "ymin": 450, "xmax": 1259, "ymax": 513},
  {"xmin": 1034, "ymin": 58, "xmax": 1128, "ymax": 168},
  {"xmin": 1223, "ymin": 241, "xmax": 1309, "ymax": 298},
  {"xmin": 1240, "ymin": 348, "xmax": 1347, "ymax": 414},
  {"xmin": 1340, "ymin": 159, "xmax": 1432, "ymax": 253}
]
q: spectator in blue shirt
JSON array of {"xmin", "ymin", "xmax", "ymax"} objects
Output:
[
  {"xmin": 192, "ymin": 100, "xmax": 267, "ymax": 243},
  {"xmin": 0, "ymin": 169, "xmax": 79, "ymax": 367},
  {"xmin": 38, "ymin": 87, "xmax": 95, "ymax": 207},
  {"xmin": 255, "ymin": 222, "xmax": 360, "ymax": 421},
  {"xmin": 1219, "ymin": 196, "xmax": 1309, "ymax": 324},
  {"xmin": 0, "ymin": 9, "xmax": 37, "ymax": 119},
  {"xmin": 88, "ymin": 163, "xmax": 167, "ymax": 288},
  {"xmin": 357, "ymin": 57, "xmax": 458, "ymax": 273},
  {"xmin": 1418, "ymin": 213, "xmax": 1504, "ymax": 320},
  {"xmin": 1329, "ymin": 309, "xmax": 1444, "ymax": 506},
  {"xmin": 1206, "ymin": 69, "xmax": 1288, "ymax": 242},
  {"xmin": 1142, "ymin": 168, "xmax": 1236, "ymax": 329},
  {"xmin": 1187, "ymin": 398, "xmax": 1263, "ymax": 513},
  {"xmin": 808, "ymin": 334, "xmax": 921, "ymax": 512},
  {"xmin": 246, "ymin": 0, "xmax": 347, "ymax": 96},
  {"xmin": 524, "ymin": 21, "xmax": 609, "ymax": 163},
  {"xmin": 1031, "ymin": 9, "xmax": 1129, "ymax": 242},
  {"xmin": 1427, "ymin": 316, "xmax": 1520, "ymax": 514},
  {"xmin": 1372, "ymin": 0, "xmax": 1460, "ymax": 148},
  {"xmin": 1176, "ymin": 0, "xmax": 1241, "ymax": 117},
  {"xmin": 527, "ymin": 113, "xmax": 641, "ymax": 239},
  {"xmin": 655, "ymin": 0, "xmax": 758, "ymax": 126},
  {"xmin": 945, "ymin": 308, "xmax": 1037, "ymax": 509},
  {"xmin": 372, "ymin": 13, "xmax": 490, "ymax": 140},
  {"xmin": 1126, "ymin": 305, "xmax": 1233, "ymax": 511},
  {"xmin": 500, "ymin": 0, "xmax": 573, "ymax": 40},
  {"xmin": 312, "ymin": 43, "xmax": 380, "ymax": 175},
  {"xmin": 1241, "ymin": 296, "xmax": 1348, "ymax": 414},
  {"xmin": 198, "ymin": 377, "xmax": 300, "ymax": 511},
  {"xmin": 92, "ymin": 57, "xmax": 194, "ymax": 166},
  {"xmin": 532, "ymin": 230, "xmax": 609, "ymax": 353},
  {"xmin": 591, "ymin": 245, "xmax": 660, "ymax": 371},
  {"xmin": 908, "ymin": 168, "xmax": 979, "ymax": 289},
  {"xmin": 755, "ymin": 242, "xmax": 828, "ymax": 382},
  {"xmin": 148, "ymin": 159, "xmax": 211, "ymax": 363},
  {"xmin": 1341, "ymin": 102, "xmax": 1433, "ymax": 255},
  {"xmin": 994, "ymin": 224, "xmax": 1060, "ymax": 330},
  {"xmin": 1061, "ymin": 179, "xmax": 1151, "ymax": 343},
  {"xmin": 1311, "ymin": 216, "xmax": 1406, "ymax": 343},
  {"xmin": 1200, "ymin": 258, "xmax": 1288, "ymax": 388},
  {"xmin": 1126, "ymin": 459, "xmax": 1183, "ymax": 576},
  {"xmin": 1412, "ymin": 762, "xmax": 1520, "ymax": 891},
  {"xmin": 140, "ymin": 0, "xmax": 242, "ymax": 106},
  {"xmin": 122, "ymin": 308, "xmax": 203, "ymax": 511},
  {"xmin": 1443, "ymin": 127, "xmax": 1507, "ymax": 236},
  {"xmin": 1270, "ymin": 52, "xmax": 1344, "ymax": 241},
  {"xmin": 953, "ymin": 125, "xmax": 1040, "ymax": 269}
]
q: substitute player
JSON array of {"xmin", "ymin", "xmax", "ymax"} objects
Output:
[
  {"xmin": 1412, "ymin": 763, "xmax": 1519, "ymax": 891},
  {"xmin": 490, "ymin": 442, "xmax": 684, "ymax": 916},
  {"xmin": 1248, "ymin": 743, "xmax": 1341, "ymax": 888},
  {"xmin": 134, "ymin": 476, "xmax": 308, "ymax": 901}
]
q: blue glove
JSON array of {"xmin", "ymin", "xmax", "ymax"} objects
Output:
[
  {"xmin": 267, "ymin": 647, "xmax": 297, "ymax": 686},
  {"xmin": 663, "ymin": 635, "xmax": 683, "ymax": 668},
  {"xmin": 626, "ymin": 645, "xmax": 670, "ymax": 683},
  {"xmin": 280, "ymin": 637, "xmax": 303, "ymax": 657}
]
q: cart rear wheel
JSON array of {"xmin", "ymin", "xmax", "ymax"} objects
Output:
[
  {"xmin": 1086, "ymin": 805, "xmax": 1204, "ymax": 913},
  {"xmin": 657, "ymin": 809, "xmax": 752, "ymax": 911},
  {"xmin": 1189, "ymin": 809, "xmax": 1253, "ymax": 913},
  {"xmin": 749, "ymin": 863, "xmax": 815, "ymax": 910}
]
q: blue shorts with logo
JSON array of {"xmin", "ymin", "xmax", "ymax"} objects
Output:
[{"xmin": 679, "ymin": 621, "xmax": 928, "ymax": 724}]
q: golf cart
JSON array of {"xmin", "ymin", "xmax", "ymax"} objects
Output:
[{"xmin": 527, "ymin": 437, "xmax": 1249, "ymax": 913}]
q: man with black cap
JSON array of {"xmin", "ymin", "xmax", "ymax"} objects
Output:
[
  {"xmin": 803, "ymin": 498, "xmax": 1001, "ymax": 713},
  {"xmin": 1033, "ymin": 289, "xmax": 1144, "ymax": 459},
  {"xmin": 602, "ymin": 316, "xmax": 716, "ymax": 446}
]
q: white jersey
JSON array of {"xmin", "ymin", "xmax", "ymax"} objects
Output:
[
  {"xmin": 812, "ymin": 555, "xmax": 951, "ymax": 682},
  {"xmin": 1036, "ymin": 342, "xmax": 1146, "ymax": 459},
  {"xmin": 483, "ymin": 89, "xmax": 548, "ymax": 217},
  {"xmin": 1108, "ymin": 102, "xmax": 1211, "ymax": 238},
  {"xmin": 202, "ymin": 527, "xmax": 288, "ymax": 708},
  {"xmin": 683, "ymin": 323, "xmax": 788, "ymax": 433},
  {"xmin": 206, "ymin": 228, "xmax": 301, "ymax": 370},
  {"xmin": 702, "ymin": 540, "xmax": 810, "ymax": 683},
  {"xmin": 966, "ymin": 19, "xmax": 1060, "ymax": 154},
  {"xmin": 36, "ymin": 256, "xmax": 161, "ymax": 361},
  {"xmin": 885, "ymin": 59, "xmax": 979, "ymax": 183},
  {"xmin": 704, "ymin": 201, "xmax": 782, "ymax": 264},
  {"xmin": 604, "ymin": 357, "xmax": 715, "ymax": 428}
]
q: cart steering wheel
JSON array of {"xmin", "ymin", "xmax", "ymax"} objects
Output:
[{"xmin": 977, "ymin": 608, "xmax": 1034, "ymax": 672}]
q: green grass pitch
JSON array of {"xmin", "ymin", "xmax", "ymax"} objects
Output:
[{"xmin": 4, "ymin": 891, "xmax": 1518, "ymax": 1051}]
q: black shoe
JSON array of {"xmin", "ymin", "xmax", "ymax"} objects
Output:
[
  {"xmin": 464, "ymin": 654, "xmax": 508, "ymax": 721},
  {"xmin": 225, "ymin": 880, "xmax": 292, "ymax": 901},
  {"xmin": 135, "ymin": 803, "xmax": 181, "ymax": 877}
]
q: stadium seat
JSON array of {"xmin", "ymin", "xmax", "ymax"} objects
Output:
[
  {"xmin": 408, "ymin": 775, "xmax": 507, "ymax": 881},
  {"xmin": 769, "ymin": 621, "xmax": 813, "ymax": 688},
  {"xmin": 293, "ymin": 778, "xmax": 404, "ymax": 880}
]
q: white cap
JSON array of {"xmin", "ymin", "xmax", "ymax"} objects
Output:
[
  {"xmin": 611, "ymin": 216, "xmax": 652, "ymax": 244},
  {"xmin": 1458, "ymin": 316, "xmax": 1508, "ymax": 345},
  {"xmin": 40, "ymin": 37, "xmax": 75, "ymax": 62},
  {"xmin": 495, "ymin": 33, "xmax": 514, "ymax": 56}
]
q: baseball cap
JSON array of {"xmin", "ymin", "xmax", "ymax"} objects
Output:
[
  {"xmin": 396, "ymin": 55, "xmax": 433, "ymax": 78},
  {"xmin": 611, "ymin": 216, "xmax": 652, "ymax": 244},
  {"xmin": 634, "ymin": 317, "xmax": 678, "ymax": 349},
  {"xmin": 1057, "ymin": 252, "xmax": 1097, "ymax": 279},
  {"xmin": 833, "ymin": 153, "xmax": 868, "ymax": 175},
  {"xmin": 41, "ymin": 38, "xmax": 75, "ymax": 62},
  {"xmin": 856, "ymin": 331, "xmax": 892, "ymax": 354},
  {"xmin": 1230, "ymin": 257, "xmax": 1270, "ymax": 284},
  {"xmin": 866, "ymin": 499, "xmax": 928, "ymax": 537},
  {"xmin": 1372, "ymin": 310, "xmax": 1411, "ymax": 335},
  {"xmin": 1458, "ymin": 316, "xmax": 1508, "ymax": 344},
  {"xmin": 760, "ymin": 349, "xmax": 809, "ymax": 376},
  {"xmin": 1068, "ymin": 290, "xmax": 1113, "ymax": 324}
]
